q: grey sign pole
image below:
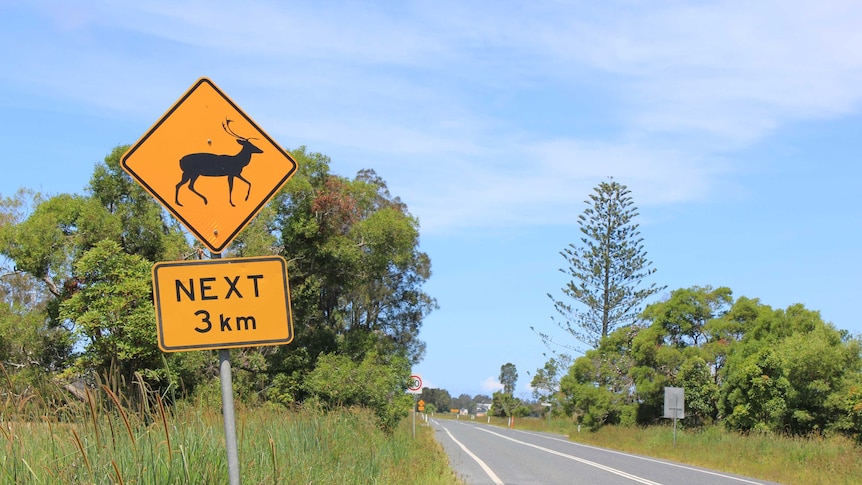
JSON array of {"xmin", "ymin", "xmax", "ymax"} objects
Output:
[
  {"xmin": 212, "ymin": 252, "xmax": 241, "ymax": 485},
  {"xmin": 220, "ymin": 348, "xmax": 241, "ymax": 484}
]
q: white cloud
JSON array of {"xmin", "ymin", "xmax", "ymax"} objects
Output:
[
  {"xmin": 480, "ymin": 376, "xmax": 503, "ymax": 393},
  {"xmin": 398, "ymin": 138, "xmax": 735, "ymax": 235}
]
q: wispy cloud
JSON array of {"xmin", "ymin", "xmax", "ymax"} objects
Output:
[
  {"xmin": 5, "ymin": 1, "xmax": 862, "ymax": 234},
  {"xmin": 546, "ymin": 1, "xmax": 862, "ymax": 142}
]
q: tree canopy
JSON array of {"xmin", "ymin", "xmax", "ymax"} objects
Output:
[{"xmin": 558, "ymin": 285, "xmax": 862, "ymax": 439}]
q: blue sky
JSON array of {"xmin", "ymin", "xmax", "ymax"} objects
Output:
[{"xmin": 3, "ymin": 1, "xmax": 862, "ymax": 399}]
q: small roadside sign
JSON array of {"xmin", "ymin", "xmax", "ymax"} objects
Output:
[
  {"xmin": 122, "ymin": 78, "xmax": 298, "ymax": 254},
  {"xmin": 152, "ymin": 256, "xmax": 293, "ymax": 352},
  {"xmin": 664, "ymin": 386, "xmax": 685, "ymax": 446},
  {"xmin": 663, "ymin": 386, "xmax": 685, "ymax": 419},
  {"xmin": 407, "ymin": 374, "xmax": 423, "ymax": 394}
]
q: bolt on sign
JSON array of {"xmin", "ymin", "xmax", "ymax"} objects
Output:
[
  {"xmin": 152, "ymin": 256, "xmax": 293, "ymax": 352},
  {"xmin": 121, "ymin": 78, "xmax": 298, "ymax": 254}
]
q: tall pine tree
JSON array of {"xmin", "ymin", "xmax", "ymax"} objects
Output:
[{"xmin": 547, "ymin": 178, "xmax": 664, "ymax": 350}]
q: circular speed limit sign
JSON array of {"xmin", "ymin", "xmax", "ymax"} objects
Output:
[{"xmin": 408, "ymin": 374, "xmax": 422, "ymax": 392}]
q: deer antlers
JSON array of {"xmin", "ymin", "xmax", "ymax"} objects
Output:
[{"xmin": 222, "ymin": 118, "xmax": 258, "ymax": 141}]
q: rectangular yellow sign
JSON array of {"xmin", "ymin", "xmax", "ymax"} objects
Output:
[{"xmin": 152, "ymin": 256, "xmax": 293, "ymax": 352}]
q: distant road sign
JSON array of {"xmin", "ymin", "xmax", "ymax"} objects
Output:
[
  {"xmin": 663, "ymin": 386, "xmax": 685, "ymax": 419},
  {"xmin": 407, "ymin": 374, "xmax": 423, "ymax": 394},
  {"xmin": 122, "ymin": 78, "xmax": 298, "ymax": 253},
  {"xmin": 152, "ymin": 256, "xmax": 293, "ymax": 352}
]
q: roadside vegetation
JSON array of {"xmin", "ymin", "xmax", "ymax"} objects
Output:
[
  {"xmin": 0, "ymin": 145, "xmax": 446, "ymax": 481},
  {"xmin": 0, "ymin": 374, "xmax": 459, "ymax": 484},
  {"xmin": 0, "ymin": 145, "xmax": 435, "ymax": 430},
  {"xmin": 532, "ymin": 180, "xmax": 862, "ymax": 451}
]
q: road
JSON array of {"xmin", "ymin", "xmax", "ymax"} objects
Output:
[{"xmin": 431, "ymin": 418, "xmax": 782, "ymax": 485}]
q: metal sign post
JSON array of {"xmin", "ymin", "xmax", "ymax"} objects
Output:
[
  {"xmin": 541, "ymin": 402, "xmax": 552, "ymax": 428},
  {"xmin": 407, "ymin": 374, "xmax": 422, "ymax": 439},
  {"xmin": 209, "ymin": 253, "xmax": 241, "ymax": 484},
  {"xmin": 673, "ymin": 398, "xmax": 678, "ymax": 447},
  {"xmin": 219, "ymin": 348, "xmax": 240, "ymax": 483}
]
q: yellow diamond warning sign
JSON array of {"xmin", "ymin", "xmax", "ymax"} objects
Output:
[
  {"xmin": 121, "ymin": 78, "xmax": 298, "ymax": 253},
  {"xmin": 152, "ymin": 256, "xmax": 293, "ymax": 352}
]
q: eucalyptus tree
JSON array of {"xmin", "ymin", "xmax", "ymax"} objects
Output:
[
  {"xmin": 266, "ymin": 147, "xmax": 437, "ymax": 404},
  {"xmin": 0, "ymin": 147, "xmax": 194, "ymax": 395}
]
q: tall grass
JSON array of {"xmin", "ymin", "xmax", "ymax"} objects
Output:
[{"xmin": 0, "ymin": 373, "xmax": 460, "ymax": 484}]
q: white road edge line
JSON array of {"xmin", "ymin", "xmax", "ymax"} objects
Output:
[
  {"xmin": 437, "ymin": 421, "xmax": 505, "ymax": 485},
  {"xmin": 474, "ymin": 426, "xmax": 662, "ymax": 485},
  {"xmin": 507, "ymin": 428, "xmax": 767, "ymax": 485}
]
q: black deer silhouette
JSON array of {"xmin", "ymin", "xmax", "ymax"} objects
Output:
[{"xmin": 175, "ymin": 119, "xmax": 263, "ymax": 207}]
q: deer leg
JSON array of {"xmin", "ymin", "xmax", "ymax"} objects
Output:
[
  {"xmin": 227, "ymin": 176, "xmax": 236, "ymax": 207},
  {"xmin": 187, "ymin": 176, "xmax": 208, "ymax": 205},
  {"xmin": 236, "ymin": 174, "xmax": 252, "ymax": 201},
  {"xmin": 175, "ymin": 174, "xmax": 191, "ymax": 206}
]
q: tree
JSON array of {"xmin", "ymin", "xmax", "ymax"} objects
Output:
[
  {"xmin": 419, "ymin": 388, "xmax": 451, "ymax": 412},
  {"xmin": 719, "ymin": 302, "xmax": 862, "ymax": 435},
  {"xmin": 0, "ymin": 264, "xmax": 72, "ymax": 374},
  {"xmin": 560, "ymin": 328, "xmax": 637, "ymax": 429},
  {"xmin": 530, "ymin": 357, "xmax": 561, "ymax": 403},
  {"xmin": 627, "ymin": 286, "xmax": 732, "ymax": 426},
  {"xmin": 0, "ymin": 191, "xmax": 75, "ymax": 375},
  {"xmin": 559, "ymin": 353, "xmax": 627, "ymax": 429},
  {"xmin": 546, "ymin": 178, "xmax": 664, "ymax": 350},
  {"xmin": 266, "ymin": 148, "xmax": 437, "ymax": 404},
  {"xmin": 0, "ymin": 148, "xmax": 195, "ymax": 395},
  {"xmin": 302, "ymin": 350, "xmax": 413, "ymax": 431},
  {"xmin": 499, "ymin": 362, "xmax": 518, "ymax": 395},
  {"xmin": 491, "ymin": 391, "xmax": 523, "ymax": 418},
  {"xmin": 451, "ymin": 393, "xmax": 474, "ymax": 413},
  {"xmin": 59, "ymin": 240, "xmax": 161, "ymax": 386}
]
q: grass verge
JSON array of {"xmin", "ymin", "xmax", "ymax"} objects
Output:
[{"xmin": 0, "ymin": 382, "xmax": 460, "ymax": 484}]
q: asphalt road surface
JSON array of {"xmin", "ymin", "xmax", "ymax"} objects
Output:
[{"xmin": 431, "ymin": 418, "xmax": 782, "ymax": 485}]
